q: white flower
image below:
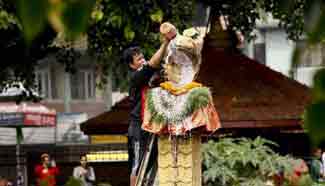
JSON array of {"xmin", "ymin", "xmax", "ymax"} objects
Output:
[{"xmin": 183, "ymin": 28, "xmax": 199, "ymax": 38}]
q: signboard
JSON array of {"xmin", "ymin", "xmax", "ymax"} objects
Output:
[
  {"xmin": 56, "ymin": 112, "xmax": 89, "ymax": 143},
  {"xmin": 90, "ymin": 135, "xmax": 127, "ymax": 144},
  {"xmin": 86, "ymin": 151, "xmax": 128, "ymax": 162},
  {"xmin": 0, "ymin": 113, "xmax": 24, "ymax": 126},
  {"xmin": 24, "ymin": 113, "xmax": 56, "ymax": 126},
  {"xmin": 0, "ymin": 102, "xmax": 56, "ymax": 127}
]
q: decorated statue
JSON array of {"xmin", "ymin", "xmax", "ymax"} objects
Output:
[
  {"xmin": 139, "ymin": 22, "xmax": 221, "ymax": 186},
  {"xmin": 142, "ymin": 22, "xmax": 220, "ymax": 135}
]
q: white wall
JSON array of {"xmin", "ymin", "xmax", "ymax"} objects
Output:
[
  {"xmin": 295, "ymin": 66, "xmax": 324, "ymax": 87},
  {"xmin": 264, "ymin": 29, "xmax": 295, "ymax": 76}
]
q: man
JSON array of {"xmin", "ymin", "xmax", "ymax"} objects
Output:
[
  {"xmin": 309, "ymin": 148, "xmax": 323, "ymax": 182},
  {"xmin": 73, "ymin": 155, "xmax": 95, "ymax": 186},
  {"xmin": 34, "ymin": 153, "xmax": 59, "ymax": 186},
  {"xmin": 321, "ymin": 148, "xmax": 325, "ymax": 177},
  {"xmin": 123, "ymin": 24, "xmax": 176, "ymax": 186}
]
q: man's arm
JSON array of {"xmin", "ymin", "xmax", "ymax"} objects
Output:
[
  {"xmin": 131, "ymin": 40, "xmax": 170, "ymax": 88},
  {"xmin": 147, "ymin": 38, "xmax": 170, "ymax": 69},
  {"xmin": 86, "ymin": 167, "xmax": 96, "ymax": 182},
  {"xmin": 72, "ymin": 167, "xmax": 79, "ymax": 178}
]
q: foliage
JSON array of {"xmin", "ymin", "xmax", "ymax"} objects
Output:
[
  {"xmin": 0, "ymin": 0, "xmax": 18, "ymax": 29},
  {"xmin": 304, "ymin": 69, "xmax": 325, "ymax": 145},
  {"xmin": 15, "ymin": 0, "xmax": 95, "ymax": 42},
  {"xmin": 65, "ymin": 176, "xmax": 82, "ymax": 186},
  {"xmin": 87, "ymin": 0, "xmax": 196, "ymax": 90},
  {"xmin": 202, "ymin": 0, "xmax": 310, "ymax": 40},
  {"xmin": 0, "ymin": 0, "xmax": 324, "ymax": 94},
  {"xmin": 0, "ymin": 0, "xmax": 57, "ymax": 101},
  {"xmin": 0, "ymin": 0, "xmax": 196, "ymax": 94},
  {"xmin": 202, "ymin": 137, "xmax": 310, "ymax": 186},
  {"xmin": 0, "ymin": 0, "xmax": 88, "ymax": 98},
  {"xmin": 296, "ymin": 174, "xmax": 314, "ymax": 186}
]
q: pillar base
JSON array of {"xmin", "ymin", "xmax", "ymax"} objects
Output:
[{"xmin": 158, "ymin": 134, "xmax": 201, "ymax": 186}]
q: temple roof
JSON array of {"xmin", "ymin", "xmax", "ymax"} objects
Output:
[{"xmin": 197, "ymin": 44, "xmax": 311, "ymax": 129}]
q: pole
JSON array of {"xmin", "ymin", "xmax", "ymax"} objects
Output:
[
  {"xmin": 135, "ymin": 134, "xmax": 156, "ymax": 186},
  {"xmin": 16, "ymin": 127, "xmax": 24, "ymax": 186},
  {"xmin": 64, "ymin": 72, "xmax": 71, "ymax": 112}
]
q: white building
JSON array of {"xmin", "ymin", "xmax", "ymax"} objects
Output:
[{"xmin": 245, "ymin": 17, "xmax": 324, "ymax": 87}]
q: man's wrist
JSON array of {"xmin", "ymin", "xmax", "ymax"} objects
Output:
[{"xmin": 161, "ymin": 41, "xmax": 169, "ymax": 49}]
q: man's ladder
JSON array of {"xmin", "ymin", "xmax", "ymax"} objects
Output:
[{"xmin": 135, "ymin": 134, "xmax": 157, "ymax": 186}]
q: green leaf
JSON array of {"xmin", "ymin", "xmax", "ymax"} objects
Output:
[
  {"xmin": 110, "ymin": 15, "xmax": 122, "ymax": 28},
  {"xmin": 91, "ymin": 10, "xmax": 104, "ymax": 22},
  {"xmin": 304, "ymin": 101, "xmax": 325, "ymax": 145},
  {"xmin": 0, "ymin": 10, "xmax": 18, "ymax": 30},
  {"xmin": 61, "ymin": 0, "xmax": 95, "ymax": 39},
  {"xmin": 308, "ymin": 10, "xmax": 325, "ymax": 44},
  {"xmin": 17, "ymin": 0, "xmax": 48, "ymax": 42},
  {"xmin": 123, "ymin": 25, "xmax": 135, "ymax": 42},
  {"xmin": 313, "ymin": 68, "xmax": 325, "ymax": 101},
  {"xmin": 202, "ymin": 137, "xmax": 297, "ymax": 185},
  {"xmin": 150, "ymin": 9, "xmax": 163, "ymax": 23}
]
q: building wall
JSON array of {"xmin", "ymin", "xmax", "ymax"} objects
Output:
[
  {"xmin": 52, "ymin": 61, "xmax": 66, "ymax": 99},
  {"xmin": 35, "ymin": 53, "xmax": 128, "ymax": 118},
  {"xmin": 264, "ymin": 29, "xmax": 295, "ymax": 76},
  {"xmin": 44, "ymin": 101, "xmax": 106, "ymax": 118},
  {"xmin": 295, "ymin": 66, "xmax": 323, "ymax": 86},
  {"xmin": 250, "ymin": 26, "xmax": 324, "ymax": 87}
]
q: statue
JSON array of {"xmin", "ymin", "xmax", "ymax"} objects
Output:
[{"xmin": 140, "ymin": 22, "xmax": 221, "ymax": 186}]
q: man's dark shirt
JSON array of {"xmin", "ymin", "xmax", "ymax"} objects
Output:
[{"xmin": 128, "ymin": 64, "xmax": 156, "ymax": 140}]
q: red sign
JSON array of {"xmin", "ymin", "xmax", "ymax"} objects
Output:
[
  {"xmin": 24, "ymin": 113, "xmax": 56, "ymax": 126},
  {"xmin": 0, "ymin": 102, "xmax": 56, "ymax": 127}
]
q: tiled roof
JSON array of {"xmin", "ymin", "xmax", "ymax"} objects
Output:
[
  {"xmin": 198, "ymin": 45, "xmax": 311, "ymax": 123},
  {"xmin": 80, "ymin": 98, "xmax": 130, "ymax": 134}
]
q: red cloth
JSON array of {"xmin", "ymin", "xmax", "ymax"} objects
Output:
[{"xmin": 34, "ymin": 164, "xmax": 59, "ymax": 186}]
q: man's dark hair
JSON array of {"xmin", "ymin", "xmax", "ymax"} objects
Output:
[{"xmin": 123, "ymin": 46, "xmax": 142, "ymax": 65}]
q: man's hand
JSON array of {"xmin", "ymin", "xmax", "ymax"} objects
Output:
[
  {"xmin": 80, "ymin": 169, "xmax": 88, "ymax": 177},
  {"xmin": 50, "ymin": 160, "xmax": 56, "ymax": 167}
]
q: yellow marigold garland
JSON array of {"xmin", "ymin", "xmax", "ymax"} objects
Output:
[{"xmin": 160, "ymin": 81, "xmax": 202, "ymax": 95}]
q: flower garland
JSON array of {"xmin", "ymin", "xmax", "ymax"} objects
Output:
[
  {"xmin": 146, "ymin": 86, "xmax": 211, "ymax": 124},
  {"xmin": 160, "ymin": 81, "xmax": 202, "ymax": 95}
]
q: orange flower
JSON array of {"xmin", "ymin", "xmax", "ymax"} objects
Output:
[{"xmin": 160, "ymin": 81, "xmax": 202, "ymax": 95}]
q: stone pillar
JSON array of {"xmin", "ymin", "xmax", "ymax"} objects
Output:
[
  {"xmin": 64, "ymin": 72, "xmax": 71, "ymax": 112},
  {"xmin": 158, "ymin": 134, "xmax": 201, "ymax": 186},
  {"xmin": 104, "ymin": 75, "xmax": 113, "ymax": 111}
]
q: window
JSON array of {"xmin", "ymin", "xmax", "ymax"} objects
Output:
[
  {"xmin": 254, "ymin": 43, "xmax": 266, "ymax": 64},
  {"xmin": 296, "ymin": 41, "xmax": 325, "ymax": 67},
  {"xmin": 35, "ymin": 69, "xmax": 51, "ymax": 99},
  {"xmin": 294, "ymin": 41, "xmax": 325, "ymax": 86},
  {"xmin": 71, "ymin": 70, "xmax": 96, "ymax": 100},
  {"xmin": 250, "ymin": 30, "xmax": 266, "ymax": 64}
]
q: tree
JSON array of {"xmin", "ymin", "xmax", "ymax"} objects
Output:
[
  {"xmin": 87, "ymin": 0, "xmax": 196, "ymax": 90},
  {"xmin": 0, "ymin": 0, "xmax": 324, "ymax": 101},
  {"xmin": 0, "ymin": 0, "xmax": 196, "ymax": 93},
  {"xmin": 0, "ymin": 0, "xmax": 58, "ymax": 101}
]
